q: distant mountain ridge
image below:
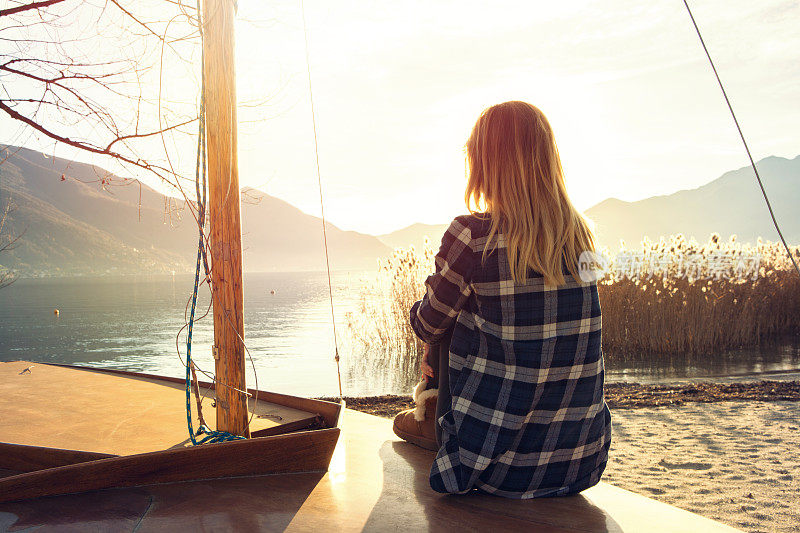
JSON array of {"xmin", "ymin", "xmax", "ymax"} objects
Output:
[
  {"xmin": 2, "ymin": 147, "xmax": 797, "ymax": 277},
  {"xmin": 379, "ymin": 155, "xmax": 800, "ymax": 251},
  {"xmin": 377, "ymin": 223, "xmax": 448, "ymax": 251},
  {"xmin": 0, "ymin": 146, "xmax": 390, "ymax": 276},
  {"xmin": 585, "ymin": 155, "xmax": 800, "ymax": 249}
]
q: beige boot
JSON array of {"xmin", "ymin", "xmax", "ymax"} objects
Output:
[{"xmin": 392, "ymin": 381, "xmax": 439, "ymax": 451}]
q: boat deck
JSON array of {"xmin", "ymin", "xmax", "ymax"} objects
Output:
[
  {"xmin": 0, "ymin": 361, "xmax": 316, "ymax": 455},
  {"xmin": 0, "ymin": 377, "xmax": 738, "ymax": 531}
]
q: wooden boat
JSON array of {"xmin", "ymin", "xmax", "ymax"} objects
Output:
[
  {"xmin": 0, "ymin": 360, "xmax": 342, "ymax": 503},
  {"xmin": 0, "ymin": 0, "xmax": 343, "ymax": 503}
]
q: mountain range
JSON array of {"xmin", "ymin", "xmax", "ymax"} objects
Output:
[
  {"xmin": 585, "ymin": 155, "xmax": 800, "ymax": 249},
  {"xmin": 0, "ymin": 146, "xmax": 389, "ymax": 276},
  {"xmin": 0, "ymin": 146, "xmax": 797, "ymax": 277},
  {"xmin": 377, "ymin": 155, "xmax": 800, "ymax": 252}
]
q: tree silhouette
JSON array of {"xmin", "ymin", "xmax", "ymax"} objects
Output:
[
  {"xmin": 0, "ymin": 0, "xmax": 201, "ymax": 190},
  {"xmin": 0, "ymin": 1, "xmax": 206, "ymax": 282}
]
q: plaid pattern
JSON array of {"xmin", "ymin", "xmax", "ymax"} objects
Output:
[{"xmin": 410, "ymin": 215, "xmax": 611, "ymax": 498}]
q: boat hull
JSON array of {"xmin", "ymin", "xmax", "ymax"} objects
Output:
[
  {"xmin": 0, "ymin": 361, "xmax": 343, "ymax": 503},
  {"xmin": 0, "ymin": 428, "xmax": 339, "ymax": 503}
]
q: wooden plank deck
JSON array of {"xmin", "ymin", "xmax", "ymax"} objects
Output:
[
  {"xmin": 0, "ymin": 361, "xmax": 315, "ymax": 455},
  {"xmin": 0, "ymin": 404, "xmax": 740, "ymax": 531}
]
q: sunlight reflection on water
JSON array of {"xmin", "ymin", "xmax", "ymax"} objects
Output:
[
  {"xmin": 0, "ymin": 272, "xmax": 381, "ymax": 397},
  {"xmin": 1, "ymin": 273, "xmax": 799, "ymax": 396}
]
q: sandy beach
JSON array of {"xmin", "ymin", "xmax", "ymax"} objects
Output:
[
  {"xmin": 339, "ymin": 382, "xmax": 800, "ymax": 533},
  {"xmin": 604, "ymin": 401, "xmax": 799, "ymax": 533}
]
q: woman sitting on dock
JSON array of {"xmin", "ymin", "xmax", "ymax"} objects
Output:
[{"xmin": 393, "ymin": 101, "xmax": 612, "ymax": 498}]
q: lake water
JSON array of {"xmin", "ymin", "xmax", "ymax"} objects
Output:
[
  {"xmin": 0, "ymin": 273, "xmax": 371, "ymax": 397},
  {"xmin": 2, "ymin": 273, "xmax": 799, "ymax": 397}
]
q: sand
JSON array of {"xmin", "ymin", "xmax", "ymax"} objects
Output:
[{"xmin": 604, "ymin": 401, "xmax": 799, "ymax": 533}]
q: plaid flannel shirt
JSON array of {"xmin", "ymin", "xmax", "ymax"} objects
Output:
[{"xmin": 410, "ymin": 214, "xmax": 611, "ymax": 498}]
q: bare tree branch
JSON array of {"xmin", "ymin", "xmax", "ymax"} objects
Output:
[
  {"xmin": 0, "ymin": 0, "xmax": 216, "ymax": 279},
  {"xmin": 0, "ymin": 99, "xmax": 185, "ymax": 182},
  {"xmin": 0, "ymin": 0, "xmax": 67, "ymax": 18}
]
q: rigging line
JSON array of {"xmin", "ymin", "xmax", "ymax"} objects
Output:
[
  {"xmin": 186, "ymin": 91, "xmax": 242, "ymax": 444},
  {"xmin": 301, "ymin": 0, "xmax": 344, "ymax": 399},
  {"xmin": 181, "ymin": 0, "xmax": 252, "ymax": 445},
  {"xmin": 196, "ymin": 0, "xmax": 260, "ymax": 430},
  {"xmin": 682, "ymin": 0, "xmax": 800, "ymax": 277}
]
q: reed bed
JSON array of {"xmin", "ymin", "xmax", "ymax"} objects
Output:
[
  {"xmin": 346, "ymin": 234, "xmax": 800, "ymax": 388},
  {"xmin": 345, "ymin": 242, "xmax": 435, "ymax": 391},
  {"xmin": 598, "ymin": 235, "xmax": 800, "ymax": 357}
]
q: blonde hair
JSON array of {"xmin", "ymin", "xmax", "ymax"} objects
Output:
[{"xmin": 465, "ymin": 101, "xmax": 595, "ymax": 285}]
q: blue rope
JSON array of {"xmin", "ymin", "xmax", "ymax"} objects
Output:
[{"xmin": 185, "ymin": 6, "xmax": 245, "ymax": 446}]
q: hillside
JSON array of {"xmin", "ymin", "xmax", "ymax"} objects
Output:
[
  {"xmin": 3, "ymin": 146, "xmax": 796, "ymax": 277},
  {"xmin": 586, "ymin": 156, "xmax": 800, "ymax": 249},
  {"xmin": 240, "ymin": 188, "xmax": 390, "ymax": 272},
  {"xmin": 377, "ymin": 223, "xmax": 448, "ymax": 252},
  {"xmin": 378, "ymin": 155, "xmax": 800, "ymax": 251},
  {"xmin": 0, "ymin": 146, "xmax": 390, "ymax": 276}
]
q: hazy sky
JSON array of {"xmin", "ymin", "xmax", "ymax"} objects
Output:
[{"xmin": 4, "ymin": 1, "xmax": 799, "ymax": 235}]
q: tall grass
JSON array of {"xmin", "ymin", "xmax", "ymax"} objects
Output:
[
  {"xmin": 346, "ymin": 234, "xmax": 800, "ymax": 388},
  {"xmin": 345, "ymin": 242, "xmax": 435, "ymax": 391},
  {"xmin": 598, "ymin": 234, "xmax": 800, "ymax": 357}
]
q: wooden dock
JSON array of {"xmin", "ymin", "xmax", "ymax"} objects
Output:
[{"xmin": 0, "ymin": 361, "xmax": 740, "ymax": 532}]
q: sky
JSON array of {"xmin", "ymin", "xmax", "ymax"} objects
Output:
[{"xmin": 3, "ymin": 0, "xmax": 799, "ymax": 235}]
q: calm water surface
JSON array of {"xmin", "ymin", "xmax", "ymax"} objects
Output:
[
  {"xmin": 0, "ymin": 273, "xmax": 372, "ymax": 396},
  {"xmin": 2, "ymin": 274, "xmax": 799, "ymax": 396}
]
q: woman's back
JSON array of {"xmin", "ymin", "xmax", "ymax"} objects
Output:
[
  {"xmin": 411, "ymin": 214, "xmax": 611, "ymax": 498},
  {"xmin": 407, "ymin": 100, "xmax": 611, "ymax": 498}
]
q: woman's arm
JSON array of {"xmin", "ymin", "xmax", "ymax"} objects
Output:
[{"xmin": 410, "ymin": 217, "xmax": 475, "ymax": 345}]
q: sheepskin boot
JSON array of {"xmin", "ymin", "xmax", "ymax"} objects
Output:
[{"xmin": 392, "ymin": 380, "xmax": 439, "ymax": 451}]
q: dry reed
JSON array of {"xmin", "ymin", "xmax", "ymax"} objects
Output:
[
  {"xmin": 598, "ymin": 234, "xmax": 800, "ymax": 357},
  {"xmin": 345, "ymin": 241, "xmax": 435, "ymax": 390},
  {"xmin": 347, "ymin": 234, "xmax": 800, "ymax": 387}
]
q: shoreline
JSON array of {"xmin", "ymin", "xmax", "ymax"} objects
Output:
[{"xmin": 319, "ymin": 379, "xmax": 800, "ymax": 418}]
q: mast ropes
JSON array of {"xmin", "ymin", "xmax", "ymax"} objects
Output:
[{"xmin": 201, "ymin": 0, "xmax": 250, "ymax": 438}]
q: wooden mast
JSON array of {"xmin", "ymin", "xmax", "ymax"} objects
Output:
[{"xmin": 201, "ymin": 0, "xmax": 249, "ymax": 437}]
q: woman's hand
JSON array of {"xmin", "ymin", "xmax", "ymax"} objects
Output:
[{"xmin": 420, "ymin": 343, "xmax": 434, "ymax": 382}]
